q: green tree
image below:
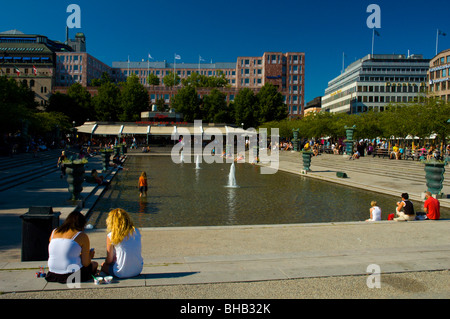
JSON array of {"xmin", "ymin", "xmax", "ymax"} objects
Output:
[
  {"xmin": 147, "ymin": 73, "xmax": 160, "ymax": 86},
  {"xmin": 256, "ymin": 83, "xmax": 288, "ymax": 123},
  {"xmin": 202, "ymin": 88, "xmax": 230, "ymax": 123},
  {"xmin": 163, "ymin": 71, "xmax": 180, "ymax": 87},
  {"xmin": 172, "ymin": 86, "xmax": 202, "ymax": 122},
  {"xmin": 92, "ymin": 81, "xmax": 121, "ymax": 121},
  {"xmin": 0, "ymin": 76, "xmax": 37, "ymax": 134},
  {"xmin": 233, "ymin": 88, "xmax": 258, "ymax": 128},
  {"xmin": 119, "ymin": 74, "xmax": 150, "ymax": 122},
  {"xmin": 67, "ymin": 83, "xmax": 93, "ymax": 124}
]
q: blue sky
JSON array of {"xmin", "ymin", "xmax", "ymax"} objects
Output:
[{"xmin": 1, "ymin": 0, "xmax": 449, "ymax": 102}]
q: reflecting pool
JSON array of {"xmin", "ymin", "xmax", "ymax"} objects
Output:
[{"xmin": 87, "ymin": 156, "xmax": 449, "ymax": 228}]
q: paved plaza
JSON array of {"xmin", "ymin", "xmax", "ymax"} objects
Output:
[{"xmin": 0, "ymin": 148, "xmax": 449, "ymax": 299}]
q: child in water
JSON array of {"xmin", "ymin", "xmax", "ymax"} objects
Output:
[{"xmin": 139, "ymin": 172, "xmax": 147, "ymax": 197}]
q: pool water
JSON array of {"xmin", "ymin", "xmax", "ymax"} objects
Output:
[{"xmin": 87, "ymin": 156, "xmax": 449, "ymax": 228}]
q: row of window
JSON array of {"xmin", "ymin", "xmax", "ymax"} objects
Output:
[
  {"xmin": 432, "ymin": 55, "xmax": 450, "ymax": 66},
  {"xmin": 429, "ymin": 67, "xmax": 449, "ymax": 79},
  {"xmin": 57, "ymin": 55, "xmax": 83, "ymax": 63},
  {"xmin": 359, "ymin": 76, "xmax": 426, "ymax": 82},
  {"xmin": 357, "ymin": 84, "xmax": 424, "ymax": 93},
  {"xmin": 429, "ymin": 80, "xmax": 450, "ymax": 92}
]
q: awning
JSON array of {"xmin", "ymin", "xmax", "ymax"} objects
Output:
[
  {"xmin": 92, "ymin": 125, "xmax": 123, "ymax": 135},
  {"xmin": 122, "ymin": 125, "xmax": 150, "ymax": 135},
  {"xmin": 75, "ymin": 122, "xmax": 97, "ymax": 134},
  {"xmin": 149, "ymin": 126, "xmax": 176, "ymax": 135}
]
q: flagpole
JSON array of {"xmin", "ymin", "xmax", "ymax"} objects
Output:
[
  {"xmin": 436, "ymin": 29, "xmax": 439, "ymax": 56},
  {"xmin": 371, "ymin": 28, "xmax": 374, "ymax": 57}
]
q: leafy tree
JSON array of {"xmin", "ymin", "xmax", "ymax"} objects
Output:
[
  {"xmin": 0, "ymin": 76, "xmax": 37, "ymax": 134},
  {"xmin": 181, "ymin": 71, "xmax": 228, "ymax": 88},
  {"xmin": 202, "ymin": 89, "xmax": 230, "ymax": 123},
  {"xmin": 67, "ymin": 83, "xmax": 93, "ymax": 125},
  {"xmin": 163, "ymin": 71, "xmax": 180, "ymax": 87},
  {"xmin": 256, "ymin": 83, "xmax": 288, "ymax": 123},
  {"xmin": 90, "ymin": 72, "xmax": 113, "ymax": 86},
  {"xmin": 172, "ymin": 86, "xmax": 202, "ymax": 122},
  {"xmin": 118, "ymin": 74, "xmax": 150, "ymax": 122},
  {"xmin": 147, "ymin": 73, "xmax": 160, "ymax": 86},
  {"xmin": 92, "ymin": 81, "xmax": 121, "ymax": 121},
  {"xmin": 155, "ymin": 98, "xmax": 167, "ymax": 112},
  {"xmin": 233, "ymin": 88, "xmax": 258, "ymax": 128}
]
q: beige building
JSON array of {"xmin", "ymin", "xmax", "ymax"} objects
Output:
[
  {"xmin": 0, "ymin": 30, "xmax": 72, "ymax": 107},
  {"xmin": 428, "ymin": 49, "xmax": 450, "ymax": 101}
]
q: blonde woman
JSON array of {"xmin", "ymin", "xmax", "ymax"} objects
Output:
[
  {"xmin": 101, "ymin": 209, "xmax": 143, "ymax": 278},
  {"xmin": 366, "ymin": 201, "xmax": 381, "ymax": 221}
]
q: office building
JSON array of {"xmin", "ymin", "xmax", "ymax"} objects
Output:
[
  {"xmin": 322, "ymin": 54, "xmax": 429, "ymax": 114},
  {"xmin": 0, "ymin": 29, "xmax": 73, "ymax": 107},
  {"xmin": 428, "ymin": 49, "xmax": 450, "ymax": 101},
  {"xmin": 112, "ymin": 52, "xmax": 305, "ymax": 118},
  {"xmin": 55, "ymin": 33, "xmax": 124, "ymax": 87}
]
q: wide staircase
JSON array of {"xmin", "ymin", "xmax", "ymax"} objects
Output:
[{"xmin": 0, "ymin": 148, "xmax": 78, "ymax": 192}]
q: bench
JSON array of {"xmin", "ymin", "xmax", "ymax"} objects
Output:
[{"xmin": 372, "ymin": 148, "xmax": 390, "ymax": 158}]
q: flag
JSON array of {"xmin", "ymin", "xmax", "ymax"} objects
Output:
[
  {"xmin": 148, "ymin": 53, "xmax": 153, "ymax": 59},
  {"xmin": 175, "ymin": 54, "xmax": 181, "ymax": 60},
  {"xmin": 438, "ymin": 30, "xmax": 447, "ymax": 36},
  {"xmin": 374, "ymin": 30, "xmax": 380, "ymax": 36},
  {"xmin": 33, "ymin": 65, "xmax": 37, "ymax": 76},
  {"xmin": 14, "ymin": 67, "xmax": 20, "ymax": 76},
  {"xmin": 199, "ymin": 55, "xmax": 205, "ymax": 62}
]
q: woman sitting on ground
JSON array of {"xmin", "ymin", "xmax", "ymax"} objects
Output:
[
  {"xmin": 101, "ymin": 208, "xmax": 143, "ymax": 278},
  {"xmin": 366, "ymin": 201, "xmax": 381, "ymax": 221},
  {"xmin": 46, "ymin": 211, "xmax": 98, "ymax": 283}
]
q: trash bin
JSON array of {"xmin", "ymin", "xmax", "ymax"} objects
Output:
[{"xmin": 20, "ymin": 206, "xmax": 60, "ymax": 262}]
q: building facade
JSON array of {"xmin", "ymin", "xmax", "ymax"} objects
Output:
[
  {"xmin": 112, "ymin": 51, "xmax": 305, "ymax": 118},
  {"xmin": 55, "ymin": 32, "xmax": 124, "ymax": 87},
  {"xmin": 0, "ymin": 30, "xmax": 73, "ymax": 107},
  {"xmin": 428, "ymin": 49, "xmax": 450, "ymax": 101},
  {"xmin": 322, "ymin": 54, "xmax": 429, "ymax": 114}
]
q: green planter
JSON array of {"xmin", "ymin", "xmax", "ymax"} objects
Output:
[
  {"xmin": 65, "ymin": 163, "xmax": 85, "ymax": 201},
  {"xmin": 120, "ymin": 144, "xmax": 127, "ymax": 155},
  {"xmin": 114, "ymin": 146, "xmax": 120, "ymax": 157},
  {"xmin": 100, "ymin": 150, "xmax": 112, "ymax": 172},
  {"xmin": 301, "ymin": 151, "xmax": 313, "ymax": 171},
  {"xmin": 424, "ymin": 161, "xmax": 446, "ymax": 195},
  {"xmin": 292, "ymin": 129, "xmax": 300, "ymax": 151}
]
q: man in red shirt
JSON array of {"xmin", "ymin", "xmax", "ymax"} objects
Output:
[{"xmin": 424, "ymin": 191, "xmax": 440, "ymax": 220}]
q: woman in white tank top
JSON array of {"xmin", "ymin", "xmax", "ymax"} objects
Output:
[
  {"xmin": 46, "ymin": 211, "xmax": 98, "ymax": 283},
  {"xmin": 100, "ymin": 208, "xmax": 143, "ymax": 278},
  {"xmin": 366, "ymin": 201, "xmax": 382, "ymax": 221}
]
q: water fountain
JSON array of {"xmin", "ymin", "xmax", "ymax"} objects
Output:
[
  {"xmin": 195, "ymin": 155, "xmax": 201, "ymax": 169},
  {"xmin": 226, "ymin": 162, "xmax": 239, "ymax": 188}
]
